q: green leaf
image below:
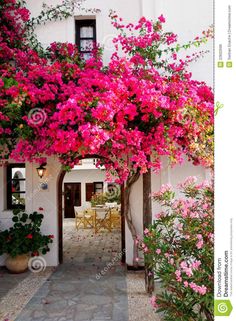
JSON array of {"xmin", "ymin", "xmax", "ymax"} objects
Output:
[
  {"xmin": 12, "ymin": 216, "xmax": 19, "ymax": 222},
  {"xmin": 3, "ymin": 77, "xmax": 18, "ymax": 89}
]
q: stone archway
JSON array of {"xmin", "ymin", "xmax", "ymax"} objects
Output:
[{"xmin": 57, "ymin": 157, "xmax": 126, "ymax": 264}]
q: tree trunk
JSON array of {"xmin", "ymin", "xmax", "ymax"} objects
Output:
[
  {"xmin": 203, "ymin": 308, "xmax": 214, "ymax": 321},
  {"xmin": 120, "ymin": 183, "xmax": 126, "ymax": 263},
  {"xmin": 123, "ymin": 172, "xmax": 140, "ymax": 267},
  {"xmin": 143, "ymin": 167, "xmax": 154, "ymax": 294}
]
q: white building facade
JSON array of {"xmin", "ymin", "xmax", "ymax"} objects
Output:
[{"xmin": 0, "ymin": 0, "xmax": 213, "ymax": 266}]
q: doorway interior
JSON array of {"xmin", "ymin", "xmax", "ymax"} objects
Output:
[{"xmin": 57, "ymin": 157, "xmax": 126, "ymax": 264}]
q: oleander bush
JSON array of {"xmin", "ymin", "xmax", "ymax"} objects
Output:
[{"xmin": 142, "ymin": 177, "xmax": 214, "ymax": 321}]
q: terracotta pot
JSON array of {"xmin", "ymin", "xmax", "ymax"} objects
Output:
[{"xmin": 5, "ymin": 254, "xmax": 29, "ymax": 273}]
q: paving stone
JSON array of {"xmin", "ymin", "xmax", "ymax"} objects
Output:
[{"xmin": 0, "ymin": 267, "xmax": 30, "ymax": 300}]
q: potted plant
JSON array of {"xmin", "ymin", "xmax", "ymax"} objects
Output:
[
  {"xmin": 0, "ymin": 208, "xmax": 53, "ymax": 273},
  {"xmin": 90, "ymin": 192, "xmax": 107, "ymax": 207}
]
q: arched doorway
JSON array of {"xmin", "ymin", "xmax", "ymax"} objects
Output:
[{"xmin": 57, "ymin": 157, "xmax": 126, "ymax": 264}]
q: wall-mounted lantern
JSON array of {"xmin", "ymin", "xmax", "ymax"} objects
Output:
[{"xmin": 36, "ymin": 163, "xmax": 47, "ymax": 179}]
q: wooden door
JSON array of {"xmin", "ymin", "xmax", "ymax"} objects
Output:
[{"xmin": 64, "ymin": 183, "xmax": 81, "ymax": 218}]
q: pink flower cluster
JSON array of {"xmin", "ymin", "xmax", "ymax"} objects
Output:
[
  {"xmin": 150, "ymin": 295, "xmax": 159, "ymax": 309},
  {"xmin": 196, "ymin": 234, "xmax": 204, "ymax": 249},
  {"xmin": 178, "ymin": 176, "xmax": 198, "ymax": 189},
  {"xmin": 189, "ymin": 282, "xmax": 207, "ymax": 295},
  {"xmin": 179, "ymin": 260, "xmax": 201, "ymax": 277},
  {"xmin": 175, "ymin": 260, "xmax": 207, "ymax": 295},
  {"xmin": 154, "ymin": 211, "xmax": 166, "ymax": 219}
]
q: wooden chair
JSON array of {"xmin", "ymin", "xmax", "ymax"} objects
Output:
[
  {"xmin": 94, "ymin": 208, "xmax": 112, "ymax": 233},
  {"xmin": 110, "ymin": 208, "xmax": 121, "ymax": 229},
  {"xmin": 74, "ymin": 207, "xmax": 85, "ymax": 230},
  {"xmin": 83, "ymin": 208, "xmax": 96, "ymax": 229}
]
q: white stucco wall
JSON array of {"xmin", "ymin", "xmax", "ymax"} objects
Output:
[
  {"xmin": 0, "ymin": 158, "xmax": 62, "ymax": 266},
  {"xmin": 63, "ymin": 168, "xmax": 107, "ymax": 211},
  {"xmin": 25, "ymin": 0, "xmax": 213, "ymax": 86}
]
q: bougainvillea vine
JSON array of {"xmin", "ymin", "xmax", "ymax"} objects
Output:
[{"xmin": 0, "ymin": 0, "xmax": 213, "ymax": 266}]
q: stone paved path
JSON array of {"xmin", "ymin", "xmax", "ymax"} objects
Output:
[
  {"xmin": 0, "ymin": 219, "xmax": 160, "ymax": 321},
  {"xmin": 14, "ymin": 220, "xmax": 128, "ymax": 321},
  {"xmin": 0, "ymin": 267, "xmax": 30, "ymax": 301},
  {"xmin": 15, "ymin": 264, "xmax": 128, "ymax": 321},
  {"xmin": 0, "ymin": 268, "xmax": 54, "ymax": 321}
]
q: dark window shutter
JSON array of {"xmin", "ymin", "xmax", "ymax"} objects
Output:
[{"xmin": 86, "ymin": 183, "xmax": 94, "ymax": 201}]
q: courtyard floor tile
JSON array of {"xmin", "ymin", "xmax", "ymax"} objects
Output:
[{"xmin": 0, "ymin": 219, "xmax": 160, "ymax": 321}]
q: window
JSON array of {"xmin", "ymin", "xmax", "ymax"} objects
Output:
[
  {"xmin": 85, "ymin": 181, "xmax": 104, "ymax": 201},
  {"xmin": 94, "ymin": 182, "xmax": 103, "ymax": 194},
  {"xmin": 75, "ymin": 19, "xmax": 96, "ymax": 59},
  {"xmin": 7, "ymin": 164, "xmax": 26, "ymax": 209}
]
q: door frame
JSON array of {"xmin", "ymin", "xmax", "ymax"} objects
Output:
[{"xmin": 57, "ymin": 157, "xmax": 126, "ymax": 264}]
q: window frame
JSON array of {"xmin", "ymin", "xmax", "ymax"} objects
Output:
[
  {"xmin": 85, "ymin": 181, "xmax": 104, "ymax": 202},
  {"xmin": 75, "ymin": 19, "xmax": 96, "ymax": 55},
  {"xmin": 7, "ymin": 163, "xmax": 26, "ymax": 210},
  {"xmin": 94, "ymin": 181, "xmax": 103, "ymax": 194}
]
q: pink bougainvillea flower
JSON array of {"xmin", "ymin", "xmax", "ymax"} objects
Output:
[
  {"xmin": 158, "ymin": 14, "xmax": 166, "ymax": 23},
  {"xmin": 1, "ymin": 4, "xmax": 214, "ymax": 172}
]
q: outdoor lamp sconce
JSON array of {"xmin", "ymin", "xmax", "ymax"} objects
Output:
[{"xmin": 36, "ymin": 163, "xmax": 47, "ymax": 179}]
